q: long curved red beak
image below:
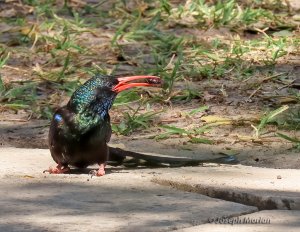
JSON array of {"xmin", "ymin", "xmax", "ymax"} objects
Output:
[{"xmin": 113, "ymin": 75, "xmax": 161, "ymax": 93}]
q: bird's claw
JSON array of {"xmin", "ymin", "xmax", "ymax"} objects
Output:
[
  {"xmin": 89, "ymin": 169, "xmax": 105, "ymax": 178},
  {"xmin": 43, "ymin": 165, "xmax": 70, "ymax": 174},
  {"xmin": 89, "ymin": 170, "xmax": 98, "ymax": 178},
  {"xmin": 89, "ymin": 165, "xmax": 106, "ymax": 178}
]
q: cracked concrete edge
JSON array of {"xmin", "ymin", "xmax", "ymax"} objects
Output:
[
  {"xmin": 149, "ymin": 165, "xmax": 300, "ymax": 210},
  {"xmin": 152, "ymin": 178, "xmax": 300, "ymax": 210}
]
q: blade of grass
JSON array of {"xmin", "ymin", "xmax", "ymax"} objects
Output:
[
  {"xmin": 252, "ymin": 105, "xmax": 289, "ymax": 137},
  {"xmin": 160, "ymin": 125, "xmax": 190, "ymax": 135},
  {"xmin": 277, "ymin": 133, "xmax": 300, "ymax": 144},
  {"xmin": 188, "ymin": 105, "xmax": 209, "ymax": 116},
  {"xmin": 189, "ymin": 137, "xmax": 214, "ymax": 144}
]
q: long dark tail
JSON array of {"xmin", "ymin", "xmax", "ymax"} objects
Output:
[{"xmin": 108, "ymin": 147, "xmax": 238, "ymax": 167}]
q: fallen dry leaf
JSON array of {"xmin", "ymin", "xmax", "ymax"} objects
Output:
[{"xmin": 201, "ymin": 115, "xmax": 232, "ymax": 125}]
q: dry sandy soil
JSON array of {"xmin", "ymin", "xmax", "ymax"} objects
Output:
[{"xmin": 0, "ymin": 0, "xmax": 300, "ymax": 169}]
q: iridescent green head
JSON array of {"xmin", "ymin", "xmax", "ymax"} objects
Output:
[
  {"xmin": 68, "ymin": 74, "xmax": 161, "ymax": 119},
  {"xmin": 52, "ymin": 74, "xmax": 161, "ymax": 134}
]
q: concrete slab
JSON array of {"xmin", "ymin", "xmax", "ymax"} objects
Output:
[
  {"xmin": 0, "ymin": 148, "xmax": 256, "ymax": 232},
  {"xmin": 176, "ymin": 210, "xmax": 300, "ymax": 232},
  {"xmin": 151, "ymin": 165, "xmax": 300, "ymax": 210}
]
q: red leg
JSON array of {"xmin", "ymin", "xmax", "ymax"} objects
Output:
[
  {"xmin": 89, "ymin": 163, "xmax": 106, "ymax": 177},
  {"xmin": 97, "ymin": 163, "xmax": 106, "ymax": 176},
  {"xmin": 44, "ymin": 164, "xmax": 70, "ymax": 174}
]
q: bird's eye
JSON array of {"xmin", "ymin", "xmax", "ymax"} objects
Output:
[{"xmin": 54, "ymin": 114, "xmax": 63, "ymax": 122}]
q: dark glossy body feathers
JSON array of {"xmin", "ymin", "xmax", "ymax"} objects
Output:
[
  {"xmin": 48, "ymin": 74, "xmax": 161, "ymax": 170},
  {"xmin": 49, "ymin": 74, "xmax": 118, "ymax": 168}
]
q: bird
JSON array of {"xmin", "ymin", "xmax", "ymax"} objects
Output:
[{"xmin": 46, "ymin": 74, "xmax": 161, "ymax": 176}]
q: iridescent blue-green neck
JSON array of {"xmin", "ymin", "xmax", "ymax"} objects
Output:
[{"xmin": 65, "ymin": 74, "xmax": 118, "ymax": 133}]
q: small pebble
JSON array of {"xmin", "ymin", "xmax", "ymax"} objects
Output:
[{"xmin": 277, "ymin": 175, "xmax": 282, "ymax": 179}]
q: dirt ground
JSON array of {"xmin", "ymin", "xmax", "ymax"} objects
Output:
[
  {"xmin": 0, "ymin": 0, "xmax": 300, "ymax": 169},
  {"xmin": 1, "ymin": 78, "xmax": 300, "ymax": 169}
]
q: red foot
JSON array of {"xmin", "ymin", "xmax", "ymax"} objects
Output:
[
  {"xmin": 89, "ymin": 163, "xmax": 106, "ymax": 177},
  {"xmin": 44, "ymin": 164, "xmax": 70, "ymax": 174}
]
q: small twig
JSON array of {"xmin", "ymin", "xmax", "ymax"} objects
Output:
[
  {"xmin": 31, "ymin": 35, "xmax": 39, "ymax": 50},
  {"xmin": 164, "ymin": 53, "xmax": 176, "ymax": 70},
  {"xmin": 0, "ymin": 118, "xmax": 29, "ymax": 122},
  {"xmin": 247, "ymin": 86, "xmax": 262, "ymax": 102},
  {"xmin": 259, "ymin": 73, "xmax": 284, "ymax": 84},
  {"xmin": 242, "ymin": 75, "xmax": 253, "ymax": 83},
  {"xmin": 254, "ymin": 27, "xmax": 270, "ymax": 37},
  {"xmin": 160, "ymin": 119, "xmax": 179, "ymax": 123},
  {"xmin": 277, "ymin": 80, "xmax": 295, "ymax": 90},
  {"xmin": 131, "ymin": 133, "xmax": 162, "ymax": 140},
  {"xmin": 3, "ymin": 65, "xmax": 29, "ymax": 73}
]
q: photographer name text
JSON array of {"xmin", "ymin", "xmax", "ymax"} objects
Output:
[{"xmin": 208, "ymin": 216, "xmax": 271, "ymax": 225}]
